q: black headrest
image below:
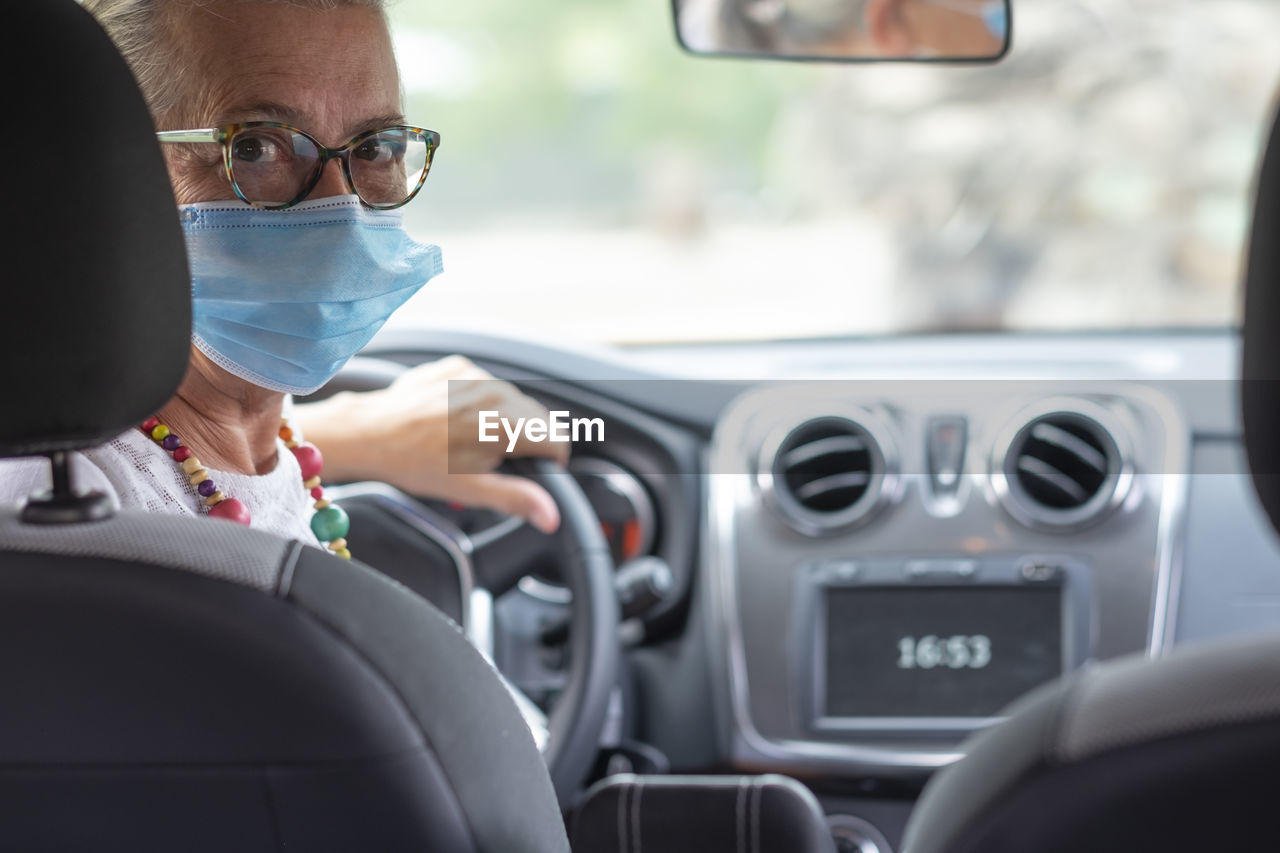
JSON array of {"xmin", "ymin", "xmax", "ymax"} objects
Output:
[
  {"xmin": 1243, "ymin": 105, "xmax": 1280, "ymax": 532},
  {"xmin": 0, "ymin": 1, "xmax": 190, "ymax": 459}
]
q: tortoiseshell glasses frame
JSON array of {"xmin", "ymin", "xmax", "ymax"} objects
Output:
[{"xmin": 156, "ymin": 121, "xmax": 441, "ymax": 211}]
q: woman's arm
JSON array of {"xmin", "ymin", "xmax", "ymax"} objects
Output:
[{"xmin": 291, "ymin": 356, "xmax": 567, "ymax": 533}]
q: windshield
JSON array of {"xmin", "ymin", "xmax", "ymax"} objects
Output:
[{"xmin": 387, "ymin": 0, "xmax": 1280, "ymax": 344}]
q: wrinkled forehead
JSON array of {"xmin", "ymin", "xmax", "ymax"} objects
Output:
[{"xmin": 170, "ymin": 0, "xmax": 402, "ymax": 143}]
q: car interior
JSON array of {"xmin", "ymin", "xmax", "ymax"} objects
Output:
[{"xmin": 6, "ymin": 0, "xmax": 1280, "ymax": 851}]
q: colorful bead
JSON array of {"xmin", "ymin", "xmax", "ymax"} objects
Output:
[
  {"xmin": 291, "ymin": 442, "xmax": 324, "ymax": 480},
  {"xmin": 310, "ymin": 504, "xmax": 350, "ymax": 542},
  {"xmin": 208, "ymin": 497, "xmax": 251, "ymax": 525},
  {"xmin": 158, "ymin": 416, "xmax": 350, "ymax": 558}
]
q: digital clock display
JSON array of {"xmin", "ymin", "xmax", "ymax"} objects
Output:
[{"xmin": 823, "ymin": 585, "xmax": 1063, "ymax": 719}]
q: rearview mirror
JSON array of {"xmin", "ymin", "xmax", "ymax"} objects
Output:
[{"xmin": 672, "ymin": 0, "xmax": 1010, "ymax": 62}]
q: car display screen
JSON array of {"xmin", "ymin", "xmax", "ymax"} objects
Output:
[{"xmin": 823, "ymin": 586, "xmax": 1063, "ymax": 719}]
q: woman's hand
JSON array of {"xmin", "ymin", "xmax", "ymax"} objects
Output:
[{"xmin": 292, "ymin": 356, "xmax": 568, "ymax": 533}]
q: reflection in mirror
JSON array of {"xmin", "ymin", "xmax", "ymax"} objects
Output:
[{"xmin": 674, "ymin": 0, "xmax": 1010, "ymax": 62}]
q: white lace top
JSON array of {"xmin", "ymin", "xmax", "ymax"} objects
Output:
[{"xmin": 0, "ymin": 427, "xmax": 321, "ymax": 546}]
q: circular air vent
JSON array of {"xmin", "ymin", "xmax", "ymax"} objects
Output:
[
  {"xmin": 993, "ymin": 403, "xmax": 1133, "ymax": 531},
  {"xmin": 759, "ymin": 413, "xmax": 897, "ymax": 535}
]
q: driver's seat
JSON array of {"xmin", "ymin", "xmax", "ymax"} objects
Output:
[{"xmin": 0, "ymin": 3, "xmax": 568, "ymax": 851}]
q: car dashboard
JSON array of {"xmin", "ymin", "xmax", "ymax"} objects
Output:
[
  {"xmin": 708, "ymin": 378, "xmax": 1183, "ymax": 775},
  {"xmin": 347, "ymin": 326, "xmax": 1280, "ymax": 849}
]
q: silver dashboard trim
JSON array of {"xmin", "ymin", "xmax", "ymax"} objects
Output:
[
  {"xmin": 704, "ymin": 382, "xmax": 1192, "ymax": 773},
  {"xmin": 1144, "ymin": 387, "xmax": 1193, "ymax": 658},
  {"xmin": 468, "ymin": 514, "xmax": 525, "ymax": 551},
  {"xmin": 518, "ymin": 576, "xmax": 574, "ymax": 603},
  {"xmin": 705, "ymin": 462, "xmax": 964, "ymax": 771},
  {"xmin": 469, "ymin": 587, "xmax": 496, "ymax": 662},
  {"xmin": 755, "ymin": 406, "xmax": 902, "ymax": 537},
  {"xmin": 987, "ymin": 397, "xmax": 1136, "ymax": 533},
  {"xmin": 813, "ymin": 715, "xmax": 1007, "ymax": 732}
]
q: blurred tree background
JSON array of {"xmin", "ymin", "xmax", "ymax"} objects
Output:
[
  {"xmin": 386, "ymin": 0, "xmax": 1280, "ymax": 343},
  {"xmin": 391, "ymin": 0, "xmax": 815, "ymax": 232}
]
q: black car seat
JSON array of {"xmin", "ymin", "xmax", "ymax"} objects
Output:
[
  {"xmin": 898, "ymin": 105, "xmax": 1280, "ymax": 853},
  {"xmin": 0, "ymin": 3, "xmax": 569, "ymax": 850}
]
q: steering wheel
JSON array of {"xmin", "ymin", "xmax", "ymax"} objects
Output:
[
  {"xmin": 497, "ymin": 457, "xmax": 620, "ymax": 799},
  {"xmin": 316, "ymin": 361, "xmax": 620, "ymax": 801}
]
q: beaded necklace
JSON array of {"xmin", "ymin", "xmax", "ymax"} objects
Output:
[{"xmin": 139, "ymin": 415, "xmax": 352, "ymax": 560}]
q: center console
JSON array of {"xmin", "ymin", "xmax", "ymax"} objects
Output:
[{"xmin": 704, "ymin": 381, "xmax": 1188, "ymax": 778}]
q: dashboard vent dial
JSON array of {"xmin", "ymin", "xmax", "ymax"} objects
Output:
[
  {"xmin": 995, "ymin": 404, "xmax": 1133, "ymax": 531},
  {"xmin": 760, "ymin": 414, "xmax": 897, "ymax": 535}
]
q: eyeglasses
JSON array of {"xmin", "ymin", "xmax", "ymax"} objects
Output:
[{"xmin": 156, "ymin": 122, "xmax": 441, "ymax": 211}]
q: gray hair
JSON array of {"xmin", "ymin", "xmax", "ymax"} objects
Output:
[{"xmin": 82, "ymin": 0, "xmax": 388, "ymax": 126}]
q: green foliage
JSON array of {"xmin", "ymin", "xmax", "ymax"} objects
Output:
[{"xmin": 389, "ymin": 0, "xmax": 818, "ymax": 224}]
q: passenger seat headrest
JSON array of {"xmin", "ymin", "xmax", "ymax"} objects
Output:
[{"xmin": 0, "ymin": 0, "xmax": 191, "ymax": 460}]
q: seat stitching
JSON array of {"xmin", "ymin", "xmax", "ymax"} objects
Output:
[
  {"xmin": 735, "ymin": 779, "xmax": 748, "ymax": 853},
  {"xmin": 260, "ymin": 767, "xmax": 286, "ymax": 851},
  {"xmin": 275, "ymin": 540, "xmax": 303, "ymax": 598},
  {"xmin": 751, "ymin": 778, "xmax": 762, "ymax": 853},
  {"xmin": 631, "ymin": 777, "xmax": 644, "ymax": 853},
  {"xmin": 617, "ymin": 782, "xmax": 630, "ymax": 853}
]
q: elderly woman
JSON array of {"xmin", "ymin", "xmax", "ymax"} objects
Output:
[{"xmin": 0, "ymin": 0, "xmax": 565, "ymax": 553}]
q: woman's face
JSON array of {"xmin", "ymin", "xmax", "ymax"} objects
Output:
[{"xmin": 163, "ymin": 2, "xmax": 404, "ymax": 206}]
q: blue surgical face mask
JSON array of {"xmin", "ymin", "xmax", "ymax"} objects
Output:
[{"xmin": 179, "ymin": 195, "xmax": 442, "ymax": 395}]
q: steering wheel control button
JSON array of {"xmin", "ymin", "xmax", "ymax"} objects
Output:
[
  {"xmin": 615, "ymin": 556, "xmax": 675, "ymax": 620},
  {"xmin": 926, "ymin": 416, "xmax": 968, "ymax": 497}
]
